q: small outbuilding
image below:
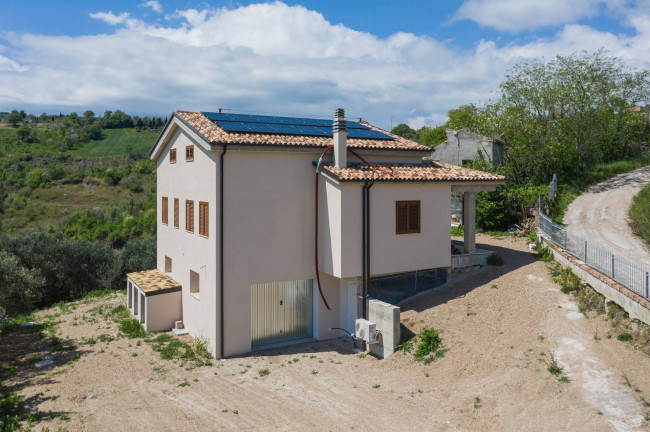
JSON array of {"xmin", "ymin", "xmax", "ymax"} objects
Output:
[{"xmin": 126, "ymin": 269, "xmax": 182, "ymax": 332}]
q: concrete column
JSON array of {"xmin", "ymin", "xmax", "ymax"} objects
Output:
[{"xmin": 463, "ymin": 192, "xmax": 476, "ymax": 255}]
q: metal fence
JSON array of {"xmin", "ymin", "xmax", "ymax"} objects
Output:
[{"xmin": 539, "ymin": 212, "xmax": 650, "ymax": 300}]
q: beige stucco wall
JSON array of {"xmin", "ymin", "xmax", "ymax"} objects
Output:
[
  {"xmin": 319, "ymin": 177, "xmax": 452, "ymax": 278},
  {"xmin": 156, "ymin": 126, "xmax": 219, "ymax": 356},
  {"xmin": 145, "ymin": 292, "xmax": 183, "ymax": 332}
]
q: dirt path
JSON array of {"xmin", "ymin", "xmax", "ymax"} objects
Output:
[
  {"xmin": 1, "ymin": 235, "xmax": 649, "ymax": 431},
  {"xmin": 563, "ymin": 166, "xmax": 650, "ymax": 267}
]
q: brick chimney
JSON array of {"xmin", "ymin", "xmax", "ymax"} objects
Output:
[{"xmin": 333, "ymin": 108, "xmax": 347, "ymax": 169}]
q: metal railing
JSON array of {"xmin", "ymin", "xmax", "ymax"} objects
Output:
[{"xmin": 539, "ymin": 212, "xmax": 650, "ymax": 300}]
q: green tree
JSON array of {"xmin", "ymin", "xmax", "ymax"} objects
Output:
[
  {"xmin": 391, "ymin": 123, "xmax": 419, "ymax": 141},
  {"xmin": 7, "ymin": 110, "xmax": 22, "ymax": 127}
]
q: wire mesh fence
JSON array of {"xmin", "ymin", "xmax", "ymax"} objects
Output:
[{"xmin": 539, "ymin": 212, "xmax": 650, "ymax": 300}]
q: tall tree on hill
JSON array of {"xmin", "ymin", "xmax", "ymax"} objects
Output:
[{"xmin": 7, "ymin": 110, "xmax": 22, "ymax": 128}]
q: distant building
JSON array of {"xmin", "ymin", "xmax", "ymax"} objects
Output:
[
  {"xmin": 433, "ymin": 129, "xmax": 504, "ymax": 167},
  {"xmin": 432, "ymin": 129, "xmax": 504, "ymax": 223}
]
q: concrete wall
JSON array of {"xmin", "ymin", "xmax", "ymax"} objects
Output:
[
  {"xmin": 368, "ymin": 299, "xmax": 400, "ymax": 359},
  {"xmin": 543, "ymin": 238, "xmax": 650, "ymax": 325},
  {"xmin": 156, "ymin": 127, "xmax": 219, "ymax": 356},
  {"xmin": 433, "ymin": 129, "xmax": 503, "ymax": 166}
]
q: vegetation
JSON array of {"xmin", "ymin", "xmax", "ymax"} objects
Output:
[
  {"xmin": 413, "ymin": 327, "xmax": 447, "ymax": 364},
  {"xmin": 393, "ymin": 51, "xmax": 650, "ymax": 229},
  {"xmin": 629, "ymin": 182, "xmax": 650, "ymax": 246},
  {"xmin": 551, "ymin": 152, "xmax": 650, "ymax": 222},
  {"xmin": 486, "ymin": 253, "xmax": 504, "ymax": 266}
]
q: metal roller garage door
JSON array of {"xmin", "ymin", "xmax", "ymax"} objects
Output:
[{"xmin": 251, "ymin": 279, "xmax": 313, "ymax": 348}]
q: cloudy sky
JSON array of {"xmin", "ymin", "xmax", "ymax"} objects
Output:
[{"xmin": 0, "ymin": 0, "xmax": 649, "ymax": 129}]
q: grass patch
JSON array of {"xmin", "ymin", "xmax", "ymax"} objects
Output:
[
  {"xmin": 551, "ymin": 152, "xmax": 650, "ymax": 223},
  {"xmin": 558, "ymin": 375, "xmax": 571, "ymax": 383},
  {"xmin": 77, "ymin": 128, "xmax": 159, "ymax": 158},
  {"xmin": 629, "ymin": 182, "xmax": 650, "ymax": 247},
  {"xmin": 0, "ymin": 391, "xmax": 23, "ymax": 431},
  {"xmin": 147, "ymin": 333, "xmax": 212, "ymax": 366},
  {"xmin": 258, "ymin": 369, "xmax": 270, "ymax": 377},
  {"xmin": 617, "ymin": 333, "xmax": 633, "ymax": 342}
]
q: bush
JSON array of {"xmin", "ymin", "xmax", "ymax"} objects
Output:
[
  {"xmin": 486, "ymin": 253, "xmax": 504, "ymax": 266},
  {"xmin": 119, "ymin": 319, "xmax": 145, "ymax": 338},
  {"xmin": 414, "ymin": 327, "xmax": 442, "ymax": 361},
  {"xmin": 476, "ymin": 189, "xmax": 518, "ymax": 231},
  {"xmin": 0, "ymin": 251, "xmax": 46, "ymax": 316},
  {"xmin": 103, "ymin": 168, "xmax": 122, "ymax": 186},
  {"xmin": 617, "ymin": 333, "xmax": 633, "ymax": 342},
  {"xmin": 553, "ymin": 267, "xmax": 581, "ymax": 294}
]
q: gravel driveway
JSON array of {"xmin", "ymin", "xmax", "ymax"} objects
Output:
[{"xmin": 563, "ymin": 166, "xmax": 650, "ymax": 268}]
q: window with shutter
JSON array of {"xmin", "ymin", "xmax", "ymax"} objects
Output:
[
  {"xmin": 162, "ymin": 197, "xmax": 168, "ymax": 225},
  {"xmin": 199, "ymin": 201, "xmax": 209, "ymax": 237},
  {"xmin": 173, "ymin": 198, "xmax": 179, "ymax": 228},
  {"xmin": 185, "ymin": 145, "xmax": 194, "ymax": 161},
  {"xmin": 170, "ymin": 148, "xmax": 177, "ymax": 163},
  {"xmin": 186, "ymin": 200, "xmax": 194, "ymax": 233},
  {"xmin": 396, "ymin": 200, "xmax": 420, "ymax": 234}
]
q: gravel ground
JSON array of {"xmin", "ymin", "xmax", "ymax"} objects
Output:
[
  {"xmin": 1, "ymin": 235, "xmax": 649, "ymax": 431},
  {"xmin": 563, "ymin": 165, "xmax": 650, "ymax": 267}
]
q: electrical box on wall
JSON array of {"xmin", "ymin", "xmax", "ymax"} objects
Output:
[{"xmin": 355, "ymin": 318, "xmax": 377, "ymax": 343}]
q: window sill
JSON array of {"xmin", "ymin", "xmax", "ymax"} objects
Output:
[{"xmin": 190, "ymin": 292, "xmax": 200, "ymax": 301}]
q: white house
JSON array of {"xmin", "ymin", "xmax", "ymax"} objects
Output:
[{"xmin": 126, "ymin": 109, "xmax": 504, "ymax": 358}]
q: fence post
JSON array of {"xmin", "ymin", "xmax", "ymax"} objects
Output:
[
  {"xmin": 563, "ymin": 229, "xmax": 567, "ymax": 249},
  {"xmin": 611, "ymin": 254, "xmax": 615, "ymax": 280},
  {"xmin": 584, "ymin": 241, "xmax": 587, "ymax": 263},
  {"xmin": 646, "ymin": 272, "xmax": 649, "ymax": 299}
]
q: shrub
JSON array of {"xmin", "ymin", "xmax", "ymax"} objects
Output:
[
  {"xmin": 486, "ymin": 253, "xmax": 504, "ymax": 266},
  {"xmin": 617, "ymin": 333, "xmax": 633, "ymax": 342},
  {"xmin": 536, "ymin": 241, "xmax": 554, "ymax": 262},
  {"xmin": 119, "ymin": 319, "xmax": 145, "ymax": 338},
  {"xmin": 547, "ymin": 351, "xmax": 563, "ymax": 375},
  {"xmin": 103, "ymin": 168, "xmax": 122, "ymax": 186},
  {"xmin": 553, "ymin": 267, "xmax": 581, "ymax": 294},
  {"xmin": 414, "ymin": 327, "xmax": 441, "ymax": 360}
]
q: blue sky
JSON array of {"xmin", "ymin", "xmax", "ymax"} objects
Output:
[{"xmin": 0, "ymin": 0, "xmax": 648, "ymax": 128}]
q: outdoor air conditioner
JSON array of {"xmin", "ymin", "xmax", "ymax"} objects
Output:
[{"xmin": 355, "ymin": 318, "xmax": 378, "ymax": 343}]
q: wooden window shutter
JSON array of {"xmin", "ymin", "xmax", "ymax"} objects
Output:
[
  {"xmin": 162, "ymin": 197, "xmax": 168, "ymax": 225},
  {"xmin": 199, "ymin": 201, "xmax": 208, "ymax": 237},
  {"xmin": 185, "ymin": 145, "xmax": 194, "ymax": 161},
  {"xmin": 170, "ymin": 148, "xmax": 176, "ymax": 163},
  {"xmin": 186, "ymin": 200, "xmax": 194, "ymax": 232},
  {"xmin": 396, "ymin": 201, "xmax": 420, "ymax": 234},
  {"xmin": 396, "ymin": 202, "xmax": 408, "ymax": 234},
  {"xmin": 173, "ymin": 198, "xmax": 179, "ymax": 228}
]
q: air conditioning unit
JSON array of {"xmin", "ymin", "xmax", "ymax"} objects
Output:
[{"xmin": 355, "ymin": 318, "xmax": 378, "ymax": 343}]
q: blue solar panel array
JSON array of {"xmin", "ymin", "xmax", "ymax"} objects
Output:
[{"xmin": 202, "ymin": 112, "xmax": 395, "ymax": 140}]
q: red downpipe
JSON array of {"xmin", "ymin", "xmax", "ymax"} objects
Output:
[
  {"xmin": 314, "ymin": 145, "xmax": 393, "ymax": 311},
  {"xmin": 314, "ymin": 145, "xmax": 333, "ymax": 310}
]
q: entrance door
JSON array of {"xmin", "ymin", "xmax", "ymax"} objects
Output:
[{"xmin": 251, "ymin": 279, "xmax": 313, "ymax": 348}]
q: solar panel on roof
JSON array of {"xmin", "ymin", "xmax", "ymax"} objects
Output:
[{"xmin": 202, "ymin": 111, "xmax": 395, "ymax": 140}]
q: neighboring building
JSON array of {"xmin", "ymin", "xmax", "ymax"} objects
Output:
[
  {"xmin": 433, "ymin": 129, "xmax": 504, "ymax": 167},
  {"xmin": 126, "ymin": 109, "xmax": 505, "ymax": 358},
  {"xmin": 433, "ymin": 129, "xmax": 504, "ymax": 223}
]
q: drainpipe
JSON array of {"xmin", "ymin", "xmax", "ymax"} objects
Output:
[
  {"xmin": 361, "ymin": 179, "xmax": 374, "ymax": 321},
  {"xmin": 219, "ymin": 146, "xmax": 227, "ymax": 359}
]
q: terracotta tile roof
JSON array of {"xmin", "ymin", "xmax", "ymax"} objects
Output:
[
  {"xmin": 176, "ymin": 111, "xmax": 430, "ymax": 152},
  {"xmin": 320, "ymin": 162, "xmax": 506, "ymax": 183},
  {"xmin": 127, "ymin": 269, "xmax": 181, "ymax": 297}
]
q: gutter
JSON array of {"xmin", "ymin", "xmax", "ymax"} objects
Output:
[
  {"xmin": 361, "ymin": 179, "xmax": 375, "ymax": 320},
  {"xmin": 219, "ymin": 146, "xmax": 227, "ymax": 359}
]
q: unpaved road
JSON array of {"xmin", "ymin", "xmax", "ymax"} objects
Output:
[
  {"xmin": 1, "ymin": 235, "xmax": 649, "ymax": 431},
  {"xmin": 564, "ymin": 166, "xmax": 650, "ymax": 267}
]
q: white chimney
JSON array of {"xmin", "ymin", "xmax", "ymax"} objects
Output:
[{"xmin": 333, "ymin": 108, "xmax": 347, "ymax": 168}]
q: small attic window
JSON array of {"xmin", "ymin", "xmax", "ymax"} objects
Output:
[
  {"xmin": 396, "ymin": 201, "xmax": 420, "ymax": 234},
  {"xmin": 170, "ymin": 148, "xmax": 177, "ymax": 163},
  {"xmin": 185, "ymin": 145, "xmax": 194, "ymax": 161}
]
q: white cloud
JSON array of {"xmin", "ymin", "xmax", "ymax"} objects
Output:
[
  {"xmin": 0, "ymin": 2, "xmax": 649, "ymax": 129},
  {"xmin": 454, "ymin": 0, "xmax": 624, "ymax": 32},
  {"xmin": 140, "ymin": 1, "xmax": 162, "ymax": 14},
  {"xmin": 89, "ymin": 11, "xmax": 130, "ymax": 26}
]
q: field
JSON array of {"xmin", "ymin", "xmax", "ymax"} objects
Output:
[
  {"xmin": 1, "ymin": 235, "xmax": 648, "ymax": 431},
  {"xmin": 76, "ymin": 129, "xmax": 159, "ymax": 158}
]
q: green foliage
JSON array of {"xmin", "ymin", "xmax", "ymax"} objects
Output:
[
  {"xmin": 6, "ymin": 110, "xmax": 22, "ymax": 127},
  {"xmin": 551, "ymin": 152, "xmax": 650, "ymax": 222},
  {"xmin": 79, "ymin": 128, "xmax": 159, "ymax": 158},
  {"xmin": 119, "ymin": 319, "xmax": 145, "ymax": 338},
  {"xmin": 258, "ymin": 368, "xmax": 270, "ymax": 377},
  {"xmin": 547, "ymin": 351, "xmax": 563, "ymax": 375},
  {"xmin": 414, "ymin": 327, "xmax": 446, "ymax": 364},
  {"xmin": 148, "ymin": 333, "xmax": 212, "ymax": 366},
  {"xmin": 617, "ymin": 333, "xmax": 633, "ymax": 342},
  {"xmin": 103, "ymin": 168, "xmax": 122, "ymax": 186},
  {"xmin": 553, "ymin": 266, "xmax": 581, "ymax": 294},
  {"xmin": 476, "ymin": 189, "xmax": 518, "ymax": 231},
  {"xmin": 0, "ymin": 391, "xmax": 23, "ymax": 431},
  {"xmin": 0, "ymin": 251, "xmax": 46, "ymax": 316},
  {"xmin": 536, "ymin": 241, "xmax": 554, "ymax": 262},
  {"xmin": 629, "ymin": 182, "xmax": 650, "ymax": 246}
]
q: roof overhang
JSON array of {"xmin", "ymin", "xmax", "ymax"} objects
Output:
[{"xmin": 149, "ymin": 113, "xmax": 213, "ymax": 161}]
